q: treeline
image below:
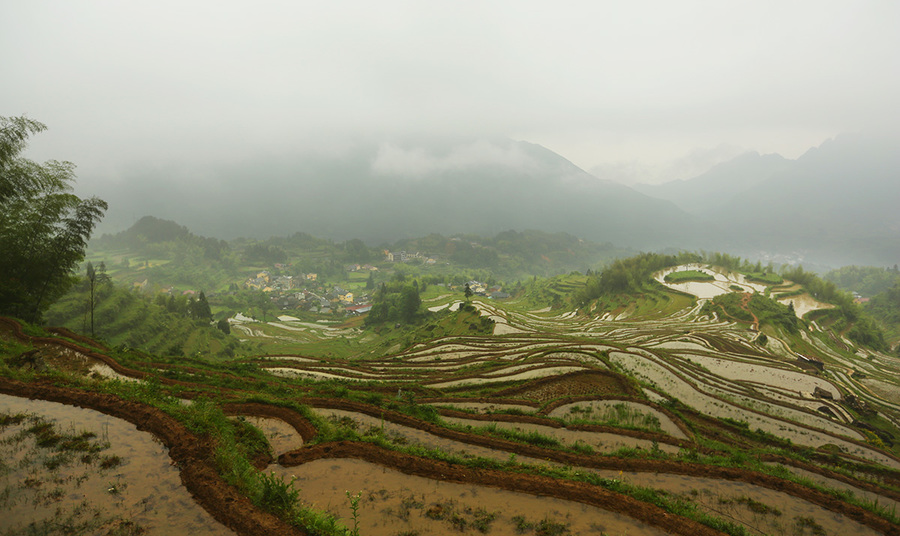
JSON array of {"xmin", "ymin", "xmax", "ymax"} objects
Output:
[
  {"xmin": 825, "ymin": 265, "xmax": 900, "ymax": 297},
  {"xmin": 575, "ymin": 251, "xmax": 702, "ymax": 304},
  {"xmin": 243, "ymin": 244, "xmax": 288, "ymax": 265},
  {"xmin": 45, "ymin": 279, "xmax": 240, "ymax": 358},
  {"xmin": 867, "ymin": 282, "xmax": 900, "ymax": 330},
  {"xmin": 94, "ymin": 216, "xmax": 230, "ymax": 261},
  {"xmin": 364, "ymin": 281, "xmax": 423, "ymax": 326},
  {"xmin": 576, "ymin": 250, "xmax": 785, "ymax": 305},
  {"xmin": 388, "ymin": 230, "xmax": 631, "ymax": 278}
]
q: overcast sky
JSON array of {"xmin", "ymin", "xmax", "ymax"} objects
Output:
[{"xmin": 3, "ymin": 1, "xmax": 898, "ymax": 187}]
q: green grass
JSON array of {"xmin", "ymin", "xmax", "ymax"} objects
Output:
[
  {"xmin": 665, "ymin": 270, "xmax": 714, "ymax": 283},
  {"xmin": 744, "ymin": 271, "xmax": 784, "ymax": 285}
]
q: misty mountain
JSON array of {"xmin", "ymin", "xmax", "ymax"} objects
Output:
[
  {"xmin": 96, "ymin": 139, "xmax": 700, "ymax": 251},
  {"xmin": 633, "ymin": 151, "xmax": 791, "ymax": 217},
  {"xmin": 638, "ymin": 131, "xmax": 900, "ymax": 266}
]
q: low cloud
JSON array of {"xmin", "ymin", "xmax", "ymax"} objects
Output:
[{"xmin": 371, "ymin": 140, "xmax": 537, "ymax": 177}]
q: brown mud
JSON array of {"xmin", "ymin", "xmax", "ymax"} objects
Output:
[
  {"xmin": 0, "ymin": 378, "xmax": 303, "ymax": 536},
  {"xmin": 280, "ymin": 441, "xmax": 722, "ymax": 536},
  {"xmin": 293, "ymin": 398, "xmax": 900, "ymax": 535}
]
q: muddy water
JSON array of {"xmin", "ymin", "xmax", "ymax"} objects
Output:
[
  {"xmin": 777, "ymin": 293, "xmax": 834, "ymax": 318},
  {"xmin": 593, "ymin": 468, "xmax": 883, "ymax": 536},
  {"xmin": 677, "ymin": 352, "xmax": 841, "ymax": 397},
  {"xmin": 237, "ymin": 416, "xmax": 304, "ymax": 457},
  {"xmin": 313, "ymin": 408, "xmax": 541, "ymax": 464},
  {"xmin": 654, "ymin": 264, "xmax": 771, "ymax": 299},
  {"xmin": 272, "ymin": 457, "xmax": 669, "ymax": 536},
  {"xmin": 296, "ymin": 410, "xmax": 886, "ymax": 536},
  {"xmin": 429, "ymin": 366, "xmax": 586, "ymax": 389},
  {"xmin": 426, "ymin": 401, "xmax": 536, "ymax": 414},
  {"xmin": 607, "ymin": 350, "xmax": 900, "ymax": 467},
  {"xmin": 547, "ymin": 400, "xmax": 687, "ymax": 439},
  {"xmin": 443, "ymin": 416, "xmax": 681, "ymax": 455},
  {"xmin": 264, "ymin": 368, "xmax": 367, "ymax": 381},
  {"xmin": 771, "ymin": 464, "xmax": 900, "ymax": 513},
  {"xmin": 34, "ymin": 344, "xmax": 141, "ymax": 383},
  {"xmin": 0, "ymin": 393, "xmax": 233, "ymax": 535}
]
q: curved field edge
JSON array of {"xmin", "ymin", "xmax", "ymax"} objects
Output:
[
  {"xmin": 0, "ymin": 377, "xmax": 300, "ymax": 536},
  {"xmin": 3, "ymin": 317, "xmax": 900, "ymax": 535}
]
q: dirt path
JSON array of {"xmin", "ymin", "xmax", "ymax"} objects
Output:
[
  {"xmin": 740, "ymin": 292, "xmax": 760, "ymax": 332},
  {"xmin": 709, "ymin": 293, "xmax": 759, "ymax": 332}
]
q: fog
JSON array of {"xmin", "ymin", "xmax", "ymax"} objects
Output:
[
  {"xmin": 3, "ymin": 1, "xmax": 899, "ymax": 265},
  {"xmin": 4, "ymin": 2, "xmax": 898, "ymax": 180}
]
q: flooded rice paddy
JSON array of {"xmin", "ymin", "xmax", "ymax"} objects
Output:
[
  {"xmin": 606, "ymin": 351, "xmax": 900, "ymax": 467},
  {"xmin": 429, "ymin": 366, "xmax": 586, "ymax": 388},
  {"xmin": 442, "ymin": 416, "xmax": 681, "ymax": 455},
  {"xmin": 272, "ymin": 457, "xmax": 670, "ymax": 536},
  {"xmin": 0, "ymin": 393, "xmax": 232, "ymax": 535},
  {"xmin": 547, "ymin": 400, "xmax": 687, "ymax": 439},
  {"xmin": 426, "ymin": 401, "xmax": 537, "ymax": 414},
  {"xmin": 237, "ymin": 415, "xmax": 304, "ymax": 457},
  {"xmin": 654, "ymin": 264, "xmax": 770, "ymax": 299},
  {"xmin": 603, "ymin": 469, "xmax": 884, "ymax": 536},
  {"xmin": 776, "ymin": 293, "xmax": 835, "ymax": 318},
  {"xmin": 313, "ymin": 408, "xmax": 543, "ymax": 464}
]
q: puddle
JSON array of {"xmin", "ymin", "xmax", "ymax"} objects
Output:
[
  {"xmin": 272, "ymin": 457, "xmax": 670, "ymax": 536},
  {"xmin": 0, "ymin": 393, "xmax": 232, "ymax": 535}
]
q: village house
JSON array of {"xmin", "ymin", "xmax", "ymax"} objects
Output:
[{"xmin": 273, "ymin": 275, "xmax": 294, "ymax": 290}]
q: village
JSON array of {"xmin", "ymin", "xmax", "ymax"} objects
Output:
[{"xmin": 233, "ymin": 249, "xmax": 508, "ymax": 318}]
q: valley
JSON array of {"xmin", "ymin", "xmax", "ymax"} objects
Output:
[{"xmin": 3, "ymin": 257, "xmax": 900, "ymax": 536}]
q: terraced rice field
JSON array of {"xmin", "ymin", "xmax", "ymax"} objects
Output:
[
  {"xmin": 3, "ymin": 263, "xmax": 900, "ymax": 536},
  {"xmin": 0, "ymin": 393, "xmax": 233, "ymax": 535}
]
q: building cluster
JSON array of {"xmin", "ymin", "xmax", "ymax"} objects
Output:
[
  {"xmin": 384, "ymin": 250, "xmax": 437, "ymax": 265},
  {"xmin": 247, "ymin": 269, "xmax": 371, "ymax": 315},
  {"xmin": 465, "ymin": 280, "xmax": 509, "ymax": 300},
  {"xmin": 243, "ymin": 271, "xmax": 317, "ymax": 292}
]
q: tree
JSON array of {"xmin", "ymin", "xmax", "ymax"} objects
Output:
[
  {"xmin": 0, "ymin": 116, "xmax": 107, "ymax": 322},
  {"xmin": 216, "ymin": 318, "xmax": 231, "ymax": 335},
  {"xmin": 191, "ymin": 291, "xmax": 212, "ymax": 321},
  {"xmin": 464, "ymin": 283, "xmax": 473, "ymax": 301}
]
